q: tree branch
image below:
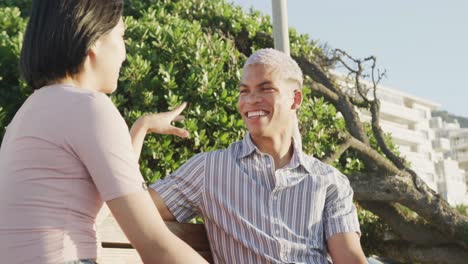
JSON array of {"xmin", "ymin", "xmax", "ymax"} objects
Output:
[
  {"xmin": 322, "ymin": 138, "xmax": 351, "ymax": 164},
  {"xmin": 344, "ymin": 133, "xmax": 403, "ymax": 175},
  {"xmin": 296, "ymin": 56, "xmax": 370, "ymax": 146},
  {"xmin": 373, "ymin": 241, "xmax": 468, "ymax": 264},
  {"xmin": 307, "ymin": 81, "xmax": 339, "ymax": 103},
  {"xmin": 360, "ymin": 201, "xmax": 450, "ymax": 245},
  {"xmin": 349, "ymin": 171, "xmax": 468, "ymax": 247}
]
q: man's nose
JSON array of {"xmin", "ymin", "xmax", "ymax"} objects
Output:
[{"xmin": 246, "ymin": 92, "xmax": 262, "ymax": 104}]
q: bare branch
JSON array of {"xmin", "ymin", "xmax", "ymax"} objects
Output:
[
  {"xmin": 348, "ymin": 96, "xmax": 368, "ymax": 108},
  {"xmin": 333, "ymin": 49, "xmax": 358, "ymax": 73},
  {"xmin": 307, "ymin": 81, "xmax": 339, "ymax": 103},
  {"xmin": 297, "ymin": 58, "xmax": 370, "ymax": 145},
  {"xmin": 344, "ymin": 132, "xmax": 403, "ymax": 175},
  {"xmin": 334, "ymin": 49, "xmax": 371, "ymax": 104},
  {"xmin": 364, "ymin": 57, "xmax": 426, "ymax": 192},
  {"xmin": 322, "ymin": 138, "xmax": 351, "ymax": 164}
]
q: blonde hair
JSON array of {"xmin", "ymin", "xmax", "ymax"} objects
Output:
[{"xmin": 243, "ymin": 48, "xmax": 303, "ymax": 88}]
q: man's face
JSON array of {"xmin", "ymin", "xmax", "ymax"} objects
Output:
[{"xmin": 237, "ymin": 64, "xmax": 301, "ymax": 139}]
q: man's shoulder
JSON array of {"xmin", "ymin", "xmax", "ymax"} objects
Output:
[
  {"xmin": 300, "ymin": 153, "xmax": 332, "ymax": 174},
  {"xmin": 184, "ymin": 140, "xmax": 243, "ymax": 166},
  {"xmin": 201, "ymin": 140, "xmax": 244, "ymax": 158},
  {"xmin": 300, "ymin": 153, "xmax": 349, "ymax": 183}
]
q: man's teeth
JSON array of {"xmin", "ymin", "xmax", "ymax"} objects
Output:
[{"xmin": 247, "ymin": 111, "xmax": 267, "ymax": 117}]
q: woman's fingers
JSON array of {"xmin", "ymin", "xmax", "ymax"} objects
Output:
[
  {"xmin": 172, "ymin": 115, "xmax": 185, "ymax": 122},
  {"xmin": 169, "ymin": 102, "xmax": 187, "ymax": 118},
  {"xmin": 145, "ymin": 102, "xmax": 188, "ymax": 136},
  {"xmin": 168, "ymin": 126, "xmax": 189, "ymax": 138}
]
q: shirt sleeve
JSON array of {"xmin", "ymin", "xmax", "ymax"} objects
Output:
[
  {"xmin": 150, "ymin": 153, "xmax": 206, "ymax": 222},
  {"xmin": 323, "ymin": 168, "xmax": 361, "ymax": 241},
  {"xmin": 66, "ymin": 93, "xmax": 146, "ymax": 201}
]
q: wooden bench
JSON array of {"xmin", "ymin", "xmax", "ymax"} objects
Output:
[{"xmin": 96, "ymin": 207, "xmax": 213, "ymax": 263}]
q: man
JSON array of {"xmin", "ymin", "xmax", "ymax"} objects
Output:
[{"xmin": 149, "ymin": 48, "xmax": 367, "ymax": 263}]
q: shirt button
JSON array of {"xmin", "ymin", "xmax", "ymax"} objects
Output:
[
  {"xmin": 266, "ymin": 163, "xmax": 271, "ymax": 168},
  {"xmin": 275, "ymin": 229, "xmax": 280, "ymax": 235},
  {"xmin": 273, "ymin": 195, "xmax": 278, "ymax": 200}
]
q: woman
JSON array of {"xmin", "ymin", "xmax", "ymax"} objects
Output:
[{"xmin": 0, "ymin": 0, "xmax": 207, "ymax": 263}]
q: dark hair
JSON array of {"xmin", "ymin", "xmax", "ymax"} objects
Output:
[{"xmin": 20, "ymin": 0, "xmax": 124, "ymax": 90}]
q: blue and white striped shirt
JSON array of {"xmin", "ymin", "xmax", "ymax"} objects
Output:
[{"xmin": 152, "ymin": 134, "xmax": 360, "ymax": 263}]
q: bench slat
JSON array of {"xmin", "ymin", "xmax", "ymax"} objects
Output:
[{"xmin": 97, "ymin": 213, "xmax": 213, "ymax": 263}]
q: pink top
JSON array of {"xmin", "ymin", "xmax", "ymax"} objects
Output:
[{"xmin": 0, "ymin": 84, "xmax": 146, "ymax": 263}]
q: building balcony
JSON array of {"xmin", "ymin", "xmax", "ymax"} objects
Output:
[
  {"xmin": 452, "ymin": 140, "xmax": 468, "ymax": 150},
  {"xmin": 455, "ymin": 153, "xmax": 468, "ymax": 170},
  {"xmin": 379, "ymin": 101, "xmax": 426, "ymax": 124},
  {"xmin": 380, "ymin": 123, "xmax": 427, "ymax": 146},
  {"xmin": 432, "ymin": 138, "xmax": 451, "ymax": 152},
  {"xmin": 403, "ymin": 152, "xmax": 436, "ymax": 174},
  {"xmin": 459, "ymin": 153, "xmax": 468, "ymax": 162}
]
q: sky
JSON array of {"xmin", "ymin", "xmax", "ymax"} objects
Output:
[{"xmin": 230, "ymin": 0, "xmax": 468, "ymax": 118}]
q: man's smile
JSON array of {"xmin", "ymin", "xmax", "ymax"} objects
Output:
[{"xmin": 246, "ymin": 110, "xmax": 269, "ymax": 118}]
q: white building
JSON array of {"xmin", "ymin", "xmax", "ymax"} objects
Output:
[
  {"xmin": 450, "ymin": 129, "xmax": 468, "ymax": 174},
  {"xmin": 338, "ymin": 76, "xmax": 441, "ymax": 191},
  {"xmin": 336, "ymin": 74, "xmax": 467, "ymax": 204},
  {"xmin": 430, "ymin": 118, "xmax": 468, "ymax": 204},
  {"xmin": 434, "ymin": 159, "xmax": 467, "ymax": 205},
  {"xmin": 367, "ymin": 86, "xmax": 441, "ymax": 192}
]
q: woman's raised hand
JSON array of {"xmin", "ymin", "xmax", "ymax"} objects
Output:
[{"xmin": 139, "ymin": 102, "xmax": 189, "ymax": 138}]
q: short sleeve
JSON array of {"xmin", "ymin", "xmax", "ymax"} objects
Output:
[
  {"xmin": 323, "ymin": 168, "xmax": 361, "ymax": 240},
  {"xmin": 66, "ymin": 93, "xmax": 146, "ymax": 201},
  {"xmin": 150, "ymin": 153, "xmax": 206, "ymax": 222}
]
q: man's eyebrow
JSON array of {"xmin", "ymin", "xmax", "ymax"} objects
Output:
[
  {"xmin": 239, "ymin": 81, "xmax": 273, "ymax": 88},
  {"xmin": 258, "ymin": 81, "xmax": 273, "ymax": 87}
]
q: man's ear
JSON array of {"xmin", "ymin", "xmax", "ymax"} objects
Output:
[{"xmin": 291, "ymin": 89, "xmax": 302, "ymax": 110}]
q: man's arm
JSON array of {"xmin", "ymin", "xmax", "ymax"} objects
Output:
[
  {"xmin": 322, "ymin": 168, "xmax": 366, "ymax": 264},
  {"xmin": 149, "ymin": 152, "xmax": 206, "ymax": 222},
  {"xmin": 149, "ymin": 188, "xmax": 176, "ymax": 221},
  {"xmin": 327, "ymin": 232, "xmax": 367, "ymax": 264}
]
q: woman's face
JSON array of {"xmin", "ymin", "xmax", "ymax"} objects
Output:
[{"xmin": 92, "ymin": 18, "xmax": 126, "ymax": 94}]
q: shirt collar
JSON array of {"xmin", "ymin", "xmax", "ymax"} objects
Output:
[
  {"xmin": 287, "ymin": 137, "xmax": 314, "ymax": 174},
  {"xmin": 238, "ymin": 133, "xmax": 258, "ymax": 159},
  {"xmin": 238, "ymin": 133, "xmax": 313, "ymax": 174}
]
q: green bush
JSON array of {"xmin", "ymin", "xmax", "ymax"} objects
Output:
[
  {"xmin": 116, "ymin": 9, "xmax": 246, "ymax": 182},
  {"xmin": 357, "ymin": 204, "xmax": 390, "ymax": 255},
  {"xmin": 0, "ymin": 0, "xmax": 30, "ymax": 16},
  {"xmin": 0, "ymin": 6, "xmax": 28, "ymax": 140}
]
